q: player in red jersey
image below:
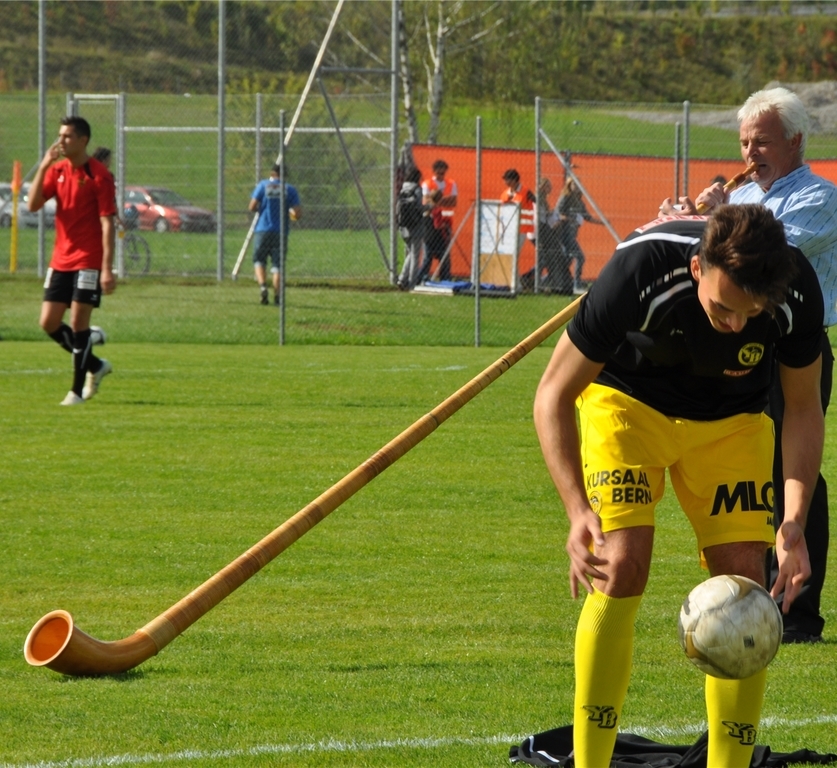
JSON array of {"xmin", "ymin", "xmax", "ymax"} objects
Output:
[{"xmin": 28, "ymin": 116, "xmax": 116, "ymax": 405}]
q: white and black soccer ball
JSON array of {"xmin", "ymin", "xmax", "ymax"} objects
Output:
[{"xmin": 678, "ymin": 574, "xmax": 782, "ymax": 680}]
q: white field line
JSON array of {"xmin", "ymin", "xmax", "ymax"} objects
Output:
[{"xmin": 3, "ymin": 715, "xmax": 837, "ymax": 768}]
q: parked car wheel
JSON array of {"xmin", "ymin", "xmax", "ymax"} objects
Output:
[{"xmin": 154, "ymin": 217, "xmax": 170, "ymax": 233}]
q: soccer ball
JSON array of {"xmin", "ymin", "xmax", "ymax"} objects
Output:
[{"xmin": 678, "ymin": 574, "xmax": 782, "ymax": 679}]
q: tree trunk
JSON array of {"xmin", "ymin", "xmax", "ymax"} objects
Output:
[
  {"xmin": 426, "ymin": 2, "xmax": 447, "ymax": 145},
  {"xmin": 397, "ymin": 0, "xmax": 420, "ymax": 144}
]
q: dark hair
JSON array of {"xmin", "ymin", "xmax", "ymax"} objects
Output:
[
  {"xmin": 60, "ymin": 116, "xmax": 91, "ymax": 139},
  {"xmin": 432, "ymin": 159, "xmax": 448, "ymax": 173},
  {"xmin": 699, "ymin": 204, "xmax": 798, "ymax": 307},
  {"xmin": 503, "ymin": 168, "xmax": 520, "ymax": 183},
  {"xmin": 92, "ymin": 146, "xmax": 111, "ymax": 164},
  {"xmin": 406, "ymin": 166, "xmax": 421, "ymax": 184}
]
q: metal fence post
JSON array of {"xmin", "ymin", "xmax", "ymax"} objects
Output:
[
  {"xmin": 216, "ymin": 0, "xmax": 226, "ymax": 282},
  {"xmin": 255, "ymin": 93, "xmax": 263, "ymax": 183},
  {"xmin": 474, "ymin": 116, "xmax": 482, "ymax": 348},
  {"xmin": 674, "ymin": 121, "xmax": 681, "ymax": 201},
  {"xmin": 682, "ymin": 100, "xmax": 691, "ymax": 199},
  {"xmin": 534, "ymin": 96, "xmax": 542, "ymax": 294},
  {"xmin": 279, "ymin": 110, "xmax": 286, "ymax": 346},
  {"xmin": 390, "ymin": 0, "xmax": 399, "ymax": 284},
  {"xmin": 37, "ymin": 0, "xmax": 46, "ymax": 277}
]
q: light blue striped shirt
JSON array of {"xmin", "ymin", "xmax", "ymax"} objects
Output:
[{"xmin": 730, "ymin": 164, "xmax": 837, "ymax": 326}]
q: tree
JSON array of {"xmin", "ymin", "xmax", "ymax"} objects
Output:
[
  {"xmin": 397, "ymin": 0, "xmax": 420, "ymax": 144},
  {"xmin": 412, "ymin": 0, "xmax": 505, "ymax": 144}
]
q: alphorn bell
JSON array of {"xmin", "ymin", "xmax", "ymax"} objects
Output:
[{"xmin": 25, "ymin": 297, "xmax": 585, "ymax": 676}]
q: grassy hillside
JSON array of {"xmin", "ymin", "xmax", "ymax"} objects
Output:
[{"xmin": 4, "ymin": 1, "xmax": 837, "ymax": 108}]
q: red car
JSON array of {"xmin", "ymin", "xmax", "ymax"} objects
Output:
[{"xmin": 124, "ymin": 185, "xmax": 217, "ymax": 233}]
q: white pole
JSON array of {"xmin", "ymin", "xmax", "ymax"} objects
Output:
[
  {"xmin": 281, "ymin": 0, "xmax": 346, "ymax": 157},
  {"xmin": 233, "ymin": 0, "xmax": 346, "ymax": 277}
]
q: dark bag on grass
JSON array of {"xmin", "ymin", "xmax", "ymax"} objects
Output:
[{"xmin": 508, "ymin": 724, "xmax": 837, "ymax": 767}]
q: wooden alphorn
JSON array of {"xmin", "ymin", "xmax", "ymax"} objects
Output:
[
  {"xmin": 25, "ymin": 296, "xmax": 585, "ymax": 676},
  {"xmin": 695, "ymin": 162, "xmax": 758, "ymax": 214}
]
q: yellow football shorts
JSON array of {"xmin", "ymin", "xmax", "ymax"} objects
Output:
[{"xmin": 576, "ymin": 383, "xmax": 776, "ymax": 559}]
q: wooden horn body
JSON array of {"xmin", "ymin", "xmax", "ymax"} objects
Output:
[
  {"xmin": 24, "ymin": 296, "xmax": 583, "ymax": 676},
  {"xmin": 695, "ymin": 163, "xmax": 757, "ymax": 213}
]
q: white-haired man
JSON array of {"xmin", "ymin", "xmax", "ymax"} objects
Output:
[{"xmin": 661, "ymin": 86, "xmax": 837, "ymax": 644}]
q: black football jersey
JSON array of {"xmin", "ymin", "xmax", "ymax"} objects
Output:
[{"xmin": 567, "ymin": 216, "xmax": 824, "ymax": 420}]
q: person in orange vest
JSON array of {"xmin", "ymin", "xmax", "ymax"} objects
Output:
[
  {"xmin": 417, "ymin": 159, "xmax": 458, "ymax": 282},
  {"xmin": 501, "ymin": 168, "xmax": 536, "ymax": 257}
]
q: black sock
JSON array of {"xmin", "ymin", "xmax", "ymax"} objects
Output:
[
  {"xmin": 71, "ymin": 329, "xmax": 100, "ymax": 396},
  {"xmin": 48, "ymin": 323, "xmax": 74, "ymax": 353}
]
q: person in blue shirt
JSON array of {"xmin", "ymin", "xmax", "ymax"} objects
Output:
[
  {"xmin": 249, "ymin": 163, "xmax": 301, "ymax": 305},
  {"xmin": 661, "ymin": 86, "xmax": 837, "ymax": 644}
]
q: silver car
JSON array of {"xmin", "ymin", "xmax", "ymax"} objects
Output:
[{"xmin": 0, "ymin": 182, "xmax": 57, "ymax": 228}]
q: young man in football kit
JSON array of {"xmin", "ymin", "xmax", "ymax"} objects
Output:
[
  {"xmin": 533, "ymin": 205, "xmax": 824, "ymax": 768},
  {"xmin": 29, "ymin": 116, "xmax": 116, "ymax": 405}
]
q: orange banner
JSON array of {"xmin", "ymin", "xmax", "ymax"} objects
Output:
[{"xmin": 410, "ymin": 145, "xmax": 835, "ymax": 281}]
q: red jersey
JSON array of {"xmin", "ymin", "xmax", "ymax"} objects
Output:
[{"xmin": 42, "ymin": 156, "xmax": 115, "ymax": 271}]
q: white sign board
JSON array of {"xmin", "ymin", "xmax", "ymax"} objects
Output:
[
  {"xmin": 479, "ymin": 201, "xmax": 520, "ymax": 256},
  {"xmin": 477, "ymin": 201, "xmax": 521, "ymax": 292}
]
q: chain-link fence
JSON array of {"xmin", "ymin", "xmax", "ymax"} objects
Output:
[{"xmin": 4, "ymin": 2, "xmax": 837, "ymax": 347}]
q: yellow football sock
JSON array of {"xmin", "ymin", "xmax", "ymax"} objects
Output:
[
  {"xmin": 573, "ymin": 590, "xmax": 642, "ymax": 768},
  {"xmin": 705, "ymin": 669, "xmax": 766, "ymax": 768}
]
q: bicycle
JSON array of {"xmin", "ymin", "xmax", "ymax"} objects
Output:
[
  {"xmin": 120, "ymin": 229, "xmax": 151, "ymax": 275},
  {"xmin": 119, "ymin": 204, "xmax": 151, "ymax": 275}
]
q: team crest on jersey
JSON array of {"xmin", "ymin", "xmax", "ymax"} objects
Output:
[
  {"xmin": 738, "ymin": 343, "xmax": 764, "ymax": 366},
  {"xmin": 588, "ymin": 491, "xmax": 603, "ymax": 516}
]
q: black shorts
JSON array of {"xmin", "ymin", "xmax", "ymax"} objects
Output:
[
  {"xmin": 43, "ymin": 268, "xmax": 102, "ymax": 307},
  {"xmin": 253, "ymin": 231, "xmax": 287, "ymax": 271}
]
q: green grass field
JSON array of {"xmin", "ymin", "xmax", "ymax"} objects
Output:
[
  {"xmin": 0, "ymin": 271, "xmax": 576, "ymax": 348},
  {"xmin": 1, "ymin": 332, "xmax": 836, "ymax": 766},
  {"xmin": 1, "ymin": 228, "xmax": 391, "ymax": 282}
]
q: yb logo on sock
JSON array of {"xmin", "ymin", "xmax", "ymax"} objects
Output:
[
  {"xmin": 582, "ymin": 705, "xmax": 618, "ymax": 729},
  {"xmin": 722, "ymin": 721, "xmax": 757, "ymax": 745}
]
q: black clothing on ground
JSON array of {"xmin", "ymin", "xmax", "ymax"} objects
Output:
[{"xmin": 509, "ymin": 725, "xmax": 837, "ymax": 767}]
